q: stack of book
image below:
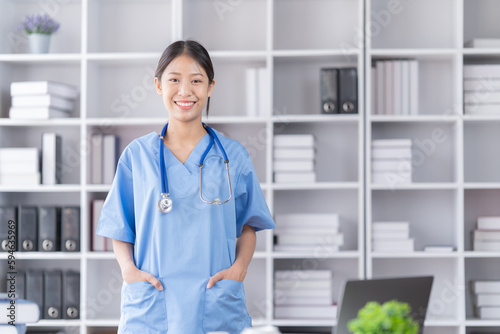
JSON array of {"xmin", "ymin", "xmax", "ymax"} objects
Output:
[
  {"xmin": 9, "ymin": 81, "xmax": 78, "ymax": 119},
  {"xmin": 473, "ymin": 216, "xmax": 500, "ymax": 252},
  {"xmin": 0, "ymin": 293, "xmax": 39, "ymax": 334},
  {"xmin": 273, "ymin": 213, "xmax": 343, "ymax": 253},
  {"xmin": 472, "ymin": 280, "xmax": 500, "ymax": 319},
  {"xmin": 90, "ymin": 134, "xmax": 120, "ymax": 184},
  {"xmin": 273, "ymin": 134, "xmax": 316, "ymax": 183},
  {"xmin": 0, "ymin": 148, "xmax": 40, "ymax": 186},
  {"xmin": 372, "ymin": 221, "xmax": 414, "ymax": 252},
  {"xmin": 274, "ymin": 270, "xmax": 337, "ymax": 319},
  {"xmin": 246, "ymin": 67, "xmax": 269, "ymax": 117},
  {"xmin": 371, "ymin": 139, "xmax": 412, "ymax": 185},
  {"xmin": 372, "ymin": 59, "xmax": 419, "ymax": 115},
  {"xmin": 464, "ymin": 65, "xmax": 500, "ymax": 115}
]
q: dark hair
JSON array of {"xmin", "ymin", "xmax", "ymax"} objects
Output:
[{"xmin": 155, "ymin": 40, "xmax": 215, "ymax": 116}]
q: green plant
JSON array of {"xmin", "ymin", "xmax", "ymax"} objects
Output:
[
  {"xmin": 16, "ymin": 14, "xmax": 60, "ymax": 35},
  {"xmin": 347, "ymin": 300, "xmax": 419, "ymax": 334}
]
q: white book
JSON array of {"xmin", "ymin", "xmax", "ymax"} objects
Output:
[
  {"xmin": 393, "ymin": 60, "xmax": 402, "ymax": 115},
  {"xmin": 0, "ymin": 162, "xmax": 38, "ymax": 174},
  {"xmin": 465, "ymin": 38, "xmax": 500, "ymax": 48},
  {"xmin": 9, "ymin": 107, "xmax": 70, "ymax": 119},
  {"xmin": 274, "ymin": 148, "xmax": 315, "ymax": 160},
  {"xmin": 474, "ymin": 230, "xmax": 500, "ymax": 241},
  {"xmin": 0, "ymin": 148, "xmax": 39, "ymax": 163},
  {"xmin": 372, "ymin": 170, "xmax": 412, "ymax": 185},
  {"xmin": 464, "ymin": 92, "xmax": 500, "ymax": 104},
  {"xmin": 372, "ymin": 230, "xmax": 410, "ymax": 240},
  {"xmin": 464, "ymin": 65, "xmax": 500, "ymax": 79},
  {"xmin": 477, "ymin": 294, "xmax": 500, "ymax": 307},
  {"xmin": 463, "ymin": 79, "xmax": 500, "ymax": 91},
  {"xmin": 0, "ymin": 324, "xmax": 26, "ymax": 334},
  {"xmin": 371, "ymin": 139, "xmax": 412, "ymax": 148},
  {"xmin": 373, "ymin": 221, "xmax": 410, "ymax": 232},
  {"xmin": 0, "ymin": 294, "xmax": 40, "ymax": 323},
  {"xmin": 273, "ymin": 135, "xmax": 314, "ymax": 148},
  {"xmin": 91, "ymin": 134, "xmax": 103, "ymax": 184},
  {"xmin": 371, "ymin": 159, "xmax": 412, "ymax": 172},
  {"xmin": 12, "ymin": 94, "xmax": 74, "ymax": 112},
  {"xmin": 384, "ymin": 60, "xmax": 393, "ymax": 115},
  {"xmin": 103, "ymin": 134, "xmax": 119, "ymax": 184},
  {"xmin": 372, "ymin": 239, "xmax": 414, "ymax": 252},
  {"xmin": 245, "ymin": 68, "xmax": 258, "ymax": 117},
  {"xmin": 42, "ymin": 133, "xmax": 62, "ymax": 185},
  {"xmin": 477, "ymin": 306, "xmax": 500, "ymax": 319},
  {"xmin": 275, "ymin": 288, "xmax": 332, "ymax": 299},
  {"xmin": 409, "ymin": 60, "xmax": 419, "ymax": 115},
  {"xmin": 275, "ymin": 280, "xmax": 331, "ymax": 290},
  {"xmin": 275, "ymin": 270, "xmax": 332, "ymax": 281},
  {"xmin": 273, "ymin": 160, "xmax": 314, "ymax": 172},
  {"xmin": 464, "ymin": 104, "xmax": 500, "ymax": 115},
  {"xmin": 277, "ymin": 233, "xmax": 344, "ymax": 246},
  {"xmin": 401, "ymin": 60, "xmax": 410, "ymax": 115},
  {"xmin": 274, "ymin": 296, "xmax": 333, "ymax": 306},
  {"xmin": 257, "ymin": 67, "xmax": 268, "ymax": 117},
  {"xmin": 423, "ymin": 246, "xmax": 454, "ymax": 253},
  {"xmin": 10, "ymin": 80, "xmax": 78, "ymax": 99},
  {"xmin": 92, "ymin": 199, "xmax": 106, "ymax": 251},
  {"xmin": 273, "ymin": 244, "xmax": 340, "ymax": 253},
  {"xmin": 0, "ymin": 172, "xmax": 40, "ymax": 185},
  {"xmin": 275, "ymin": 213, "xmax": 339, "ymax": 227},
  {"xmin": 474, "ymin": 240, "xmax": 500, "ymax": 252},
  {"xmin": 472, "ymin": 281, "xmax": 500, "ymax": 294},
  {"xmin": 376, "ymin": 61, "xmax": 385, "ymax": 115},
  {"xmin": 371, "ymin": 147, "xmax": 412, "ymax": 159},
  {"xmin": 478, "ymin": 216, "xmax": 500, "ymax": 230},
  {"xmin": 275, "ymin": 226, "xmax": 340, "ymax": 235},
  {"xmin": 274, "ymin": 305, "xmax": 337, "ymax": 319},
  {"xmin": 274, "ymin": 171, "xmax": 316, "ymax": 183},
  {"xmin": 371, "ymin": 67, "xmax": 377, "ymax": 114}
]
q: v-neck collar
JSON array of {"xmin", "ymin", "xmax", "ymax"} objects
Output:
[{"xmin": 159, "ymin": 132, "xmax": 211, "ymax": 174}]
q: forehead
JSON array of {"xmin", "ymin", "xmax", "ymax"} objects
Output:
[{"xmin": 164, "ymin": 54, "xmax": 206, "ymax": 76}]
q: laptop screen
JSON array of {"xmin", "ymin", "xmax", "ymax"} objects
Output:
[{"xmin": 335, "ymin": 276, "xmax": 434, "ymax": 334}]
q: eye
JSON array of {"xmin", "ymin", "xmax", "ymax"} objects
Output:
[
  {"xmin": 193, "ymin": 79, "xmax": 202, "ymax": 84},
  {"xmin": 169, "ymin": 78, "xmax": 179, "ymax": 83}
]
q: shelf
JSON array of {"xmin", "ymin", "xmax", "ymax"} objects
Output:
[
  {"xmin": 464, "ymin": 183, "xmax": 500, "ymax": 189},
  {"xmin": 370, "ymin": 252, "xmax": 458, "ymax": 259},
  {"xmin": 27, "ymin": 319, "xmax": 81, "ymax": 327},
  {"xmin": 369, "ymin": 115, "xmax": 459, "ymax": 122},
  {"xmin": 0, "ymin": 252, "xmax": 81, "ymax": 260},
  {"xmin": 370, "ymin": 183, "xmax": 459, "ymax": 190},
  {"xmin": 272, "ymin": 251, "xmax": 360, "ymax": 259},
  {"xmin": 271, "ymin": 319, "xmax": 336, "ymax": 327},
  {"xmin": 370, "ymin": 48, "xmax": 458, "ymax": 59},
  {"xmin": 0, "ymin": 118, "xmax": 81, "ymax": 126},
  {"xmin": 272, "ymin": 114, "xmax": 360, "ymax": 123},
  {"xmin": 463, "ymin": 114, "xmax": 500, "ymax": 122},
  {"xmin": 272, "ymin": 49, "xmax": 360, "ymax": 58},
  {"xmin": 0, "ymin": 54, "xmax": 82, "ymax": 63},
  {"xmin": 0, "ymin": 185, "xmax": 81, "ymax": 192},
  {"xmin": 465, "ymin": 319, "xmax": 500, "ymax": 327},
  {"xmin": 272, "ymin": 182, "xmax": 359, "ymax": 191},
  {"xmin": 464, "ymin": 251, "xmax": 500, "ymax": 258}
]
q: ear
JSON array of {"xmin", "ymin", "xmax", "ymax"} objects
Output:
[
  {"xmin": 154, "ymin": 77, "xmax": 162, "ymax": 95},
  {"xmin": 207, "ymin": 78, "xmax": 215, "ymax": 97}
]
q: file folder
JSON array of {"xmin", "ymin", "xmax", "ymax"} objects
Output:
[
  {"xmin": 61, "ymin": 206, "xmax": 80, "ymax": 252},
  {"xmin": 38, "ymin": 206, "xmax": 60, "ymax": 252},
  {"xmin": 6, "ymin": 270, "xmax": 25, "ymax": 299},
  {"xmin": 0, "ymin": 206, "xmax": 17, "ymax": 252},
  {"xmin": 339, "ymin": 68, "xmax": 358, "ymax": 114},
  {"xmin": 321, "ymin": 68, "xmax": 338, "ymax": 114},
  {"xmin": 44, "ymin": 270, "xmax": 62, "ymax": 319},
  {"xmin": 18, "ymin": 206, "xmax": 38, "ymax": 252},
  {"xmin": 62, "ymin": 270, "xmax": 80, "ymax": 319}
]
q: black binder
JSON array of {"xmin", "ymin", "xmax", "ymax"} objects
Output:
[
  {"xmin": 61, "ymin": 206, "xmax": 80, "ymax": 252},
  {"xmin": 339, "ymin": 67, "xmax": 358, "ymax": 114},
  {"xmin": 6, "ymin": 270, "xmax": 25, "ymax": 299},
  {"xmin": 62, "ymin": 270, "xmax": 80, "ymax": 319},
  {"xmin": 38, "ymin": 206, "xmax": 60, "ymax": 252},
  {"xmin": 321, "ymin": 68, "xmax": 338, "ymax": 114},
  {"xmin": 0, "ymin": 206, "xmax": 17, "ymax": 252},
  {"xmin": 25, "ymin": 270, "xmax": 44, "ymax": 314},
  {"xmin": 44, "ymin": 270, "xmax": 62, "ymax": 319},
  {"xmin": 18, "ymin": 206, "xmax": 38, "ymax": 252}
]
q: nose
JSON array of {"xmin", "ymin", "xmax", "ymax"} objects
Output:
[{"xmin": 178, "ymin": 80, "xmax": 192, "ymax": 97}]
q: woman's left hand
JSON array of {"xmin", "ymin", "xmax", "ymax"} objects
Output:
[{"xmin": 206, "ymin": 262, "xmax": 247, "ymax": 289}]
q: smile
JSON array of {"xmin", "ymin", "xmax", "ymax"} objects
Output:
[{"xmin": 175, "ymin": 101, "xmax": 195, "ymax": 107}]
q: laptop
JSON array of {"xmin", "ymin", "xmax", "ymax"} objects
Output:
[{"xmin": 335, "ymin": 276, "xmax": 434, "ymax": 334}]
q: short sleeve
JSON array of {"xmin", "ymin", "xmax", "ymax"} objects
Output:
[
  {"xmin": 96, "ymin": 149, "xmax": 136, "ymax": 244},
  {"xmin": 235, "ymin": 153, "xmax": 275, "ymax": 238}
]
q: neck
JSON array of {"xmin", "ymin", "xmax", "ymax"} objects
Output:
[{"xmin": 165, "ymin": 119, "xmax": 206, "ymax": 144}]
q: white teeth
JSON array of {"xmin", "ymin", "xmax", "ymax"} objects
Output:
[{"xmin": 176, "ymin": 102, "xmax": 195, "ymax": 107}]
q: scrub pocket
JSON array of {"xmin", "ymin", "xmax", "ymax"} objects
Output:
[
  {"xmin": 202, "ymin": 279, "xmax": 252, "ymax": 334},
  {"xmin": 122, "ymin": 279, "xmax": 168, "ymax": 334}
]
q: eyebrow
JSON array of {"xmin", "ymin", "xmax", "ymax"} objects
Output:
[{"xmin": 167, "ymin": 72, "xmax": 203, "ymax": 76}]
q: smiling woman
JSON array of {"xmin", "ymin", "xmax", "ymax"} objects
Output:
[{"xmin": 96, "ymin": 40, "xmax": 276, "ymax": 334}]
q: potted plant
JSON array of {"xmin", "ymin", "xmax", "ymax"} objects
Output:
[
  {"xmin": 347, "ymin": 300, "xmax": 419, "ymax": 334},
  {"xmin": 16, "ymin": 13, "xmax": 60, "ymax": 54}
]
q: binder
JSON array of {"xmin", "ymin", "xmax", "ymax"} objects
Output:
[
  {"xmin": 62, "ymin": 271, "xmax": 80, "ymax": 319},
  {"xmin": 18, "ymin": 206, "xmax": 38, "ymax": 252},
  {"xmin": 38, "ymin": 206, "xmax": 60, "ymax": 252},
  {"xmin": 6, "ymin": 270, "xmax": 25, "ymax": 299},
  {"xmin": 320, "ymin": 68, "xmax": 338, "ymax": 114},
  {"xmin": 103, "ymin": 135, "xmax": 119, "ymax": 184},
  {"xmin": 44, "ymin": 270, "xmax": 62, "ymax": 319},
  {"xmin": 339, "ymin": 68, "xmax": 358, "ymax": 114},
  {"xmin": 0, "ymin": 206, "xmax": 17, "ymax": 252},
  {"xmin": 42, "ymin": 133, "xmax": 62, "ymax": 185},
  {"xmin": 25, "ymin": 270, "xmax": 44, "ymax": 314},
  {"xmin": 61, "ymin": 206, "xmax": 80, "ymax": 252}
]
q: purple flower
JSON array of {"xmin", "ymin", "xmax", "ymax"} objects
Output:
[{"xmin": 17, "ymin": 13, "xmax": 60, "ymax": 35}]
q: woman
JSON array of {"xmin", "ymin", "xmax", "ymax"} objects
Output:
[{"xmin": 96, "ymin": 40, "xmax": 275, "ymax": 334}]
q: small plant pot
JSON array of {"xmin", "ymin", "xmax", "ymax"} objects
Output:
[{"xmin": 29, "ymin": 33, "xmax": 51, "ymax": 53}]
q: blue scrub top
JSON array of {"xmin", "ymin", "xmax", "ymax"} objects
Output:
[{"xmin": 96, "ymin": 128, "xmax": 275, "ymax": 334}]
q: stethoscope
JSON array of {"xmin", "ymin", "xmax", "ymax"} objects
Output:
[{"xmin": 157, "ymin": 122, "xmax": 233, "ymax": 213}]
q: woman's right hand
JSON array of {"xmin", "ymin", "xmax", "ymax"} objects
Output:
[{"xmin": 121, "ymin": 259, "xmax": 164, "ymax": 291}]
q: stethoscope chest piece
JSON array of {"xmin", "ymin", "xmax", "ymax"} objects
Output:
[{"xmin": 157, "ymin": 193, "xmax": 173, "ymax": 213}]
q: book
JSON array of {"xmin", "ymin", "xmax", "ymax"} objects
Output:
[
  {"xmin": 103, "ymin": 135, "xmax": 119, "ymax": 184},
  {"xmin": 0, "ymin": 324, "xmax": 26, "ymax": 334},
  {"xmin": 477, "ymin": 306, "xmax": 500, "ymax": 319},
  {"xmin": 10, "ymin": 81, "xmax": 78, "ymax": 99},
  {"xmin": 91, "ymin": 134, "xmax": 103, "ymax": 184},
  {"xmin": 0, "ymin": 293, "xmax": 41, "ymax": 323},
  {"xmin": 245, "ymin": 68, "xmax": 257, "ymax": 117},
  {"xmin": 275, "ymin": 280, "xmax": 332, "ymax": 290},
  {"xmin": 273, "ymin": 135, "xmax": 314, "ymax": 148},
  {"xmin": 372, "ymin": 239, "xmax": 414, "ymax": 252},
  {"xmin": 476, "ymin": 293, "xmax": 500, "ymax": 307},
  {"xmin": 464, "ymin": 104, "xmax": 500, "ymax": 115},
  {"xmin": 273, "ymin": 160, "xmax": 314, "ymax": 172},
  {"xmin": 372, "ymin": 221, "xmax": 410, "ymax": 232},
  {"xmin": 474, "ymin": 240, "xmax": 500, "ymax": 252},
  {"xmin": 423, "ymin": 246, "xmax": 454, "ymax": 253},
  {"xmin": 376, "ymin": 61, "xmax": 385, "ymax": 115},
  {"xmin": 371, "ymin": 139, "xmax": 412, "ymax": 148},
  {"xmin": 0, "ymin": 148, "xmax": 39, "ymax": 163},
  {"xmin": 393, "ymin": 60, "xmax": 401, "ymax": 115},
  {"xmin": 275, "ymin": 288, "xmax": 332, "ymax": 299},
  {"xmin": 274, "ymin": 148, "xmax": 315, "ymax": 160},
  {"xmin": 0, "ymin": 173, "xmax": 40, "ymax": 186},
  {"xmin": 42, "ymin": 133, "xmax": 62, "ymax": 185},
  {"xmin": 472, "ymin": 281, "xmax": 500, "ymax": 294},
  {"xmin": 277, "ymin": 233, "xmax": 343, "ymax": 246},
  {"xmin": 12, "ymin": 95, "xmax": 74, "ymax": 112},
  {"xmin": 372, "ymin": 230, "xmax": 410, "ymax": 240},
  {"xmin": 371, "ymin": 147, "xmax": 412, "ymax": 159},
  {"xmin": 258, "ymin": 67, "xmax": 269, "ymax": 117},
  {"xmin": 274, "ymin": 304, "xmax": 337, "ymax": 319},
  {"xmin": 274, "ymin": 213, "xmax": 339, "ymax": 227},
  {"xmin": 465, "ymin": 38, "xmax": 500, "ymax": 48},
  {"xmin": 274, "ymin": 296, "xmax": 333, "ymax": 306},
  {"xmin": 464, "ymin": 65, "xmax": 500, "ymax": 79},
  {"xmin": 477, "ymin": 216, "xmax": 500, "ymax": 230},
  {"xmin": 371, "ymin": 67, "xmax": 377, "ymax": 114},
  {"xmin": 0, "ymin": 162, "xmax": 39, "ymax": 174},
  {"xmin": 92, "ymin": 199, "xmax": 106, "ymax": 251},
  {"xmin": 474, "ymin": 230, "xmax": 500, "ymax": 241},
  {"xmin": 401, "ymin": 60, "xmax": 410, "ymax": 115},
  {"xmin": 274, "ymin": 171, "xmax": 316, "ymax": 183},
  {"xmin": 409, "ymin": 60, "xmax": 419, "ymax": 115},
  {"xmin": 273, "ymin": 244, "xmax": 340, "ymax": 253},
  {"xmin": 9, "ymin": 107, "xmax": 70, "ymax": 119},
  {"xmin": 384, "ymin": 60, "xmax": 393, "ymax": 115},
  {"xmin": 275, "ymin": 270, "xmax": 332, "ymax": 281},
  {"xmin": 464, "ymin": 91, "xmax": 500, "ymax": 104},
  {"xmin": 463, "ymin": 78, "xmax": 500, "ymax": 91}
]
